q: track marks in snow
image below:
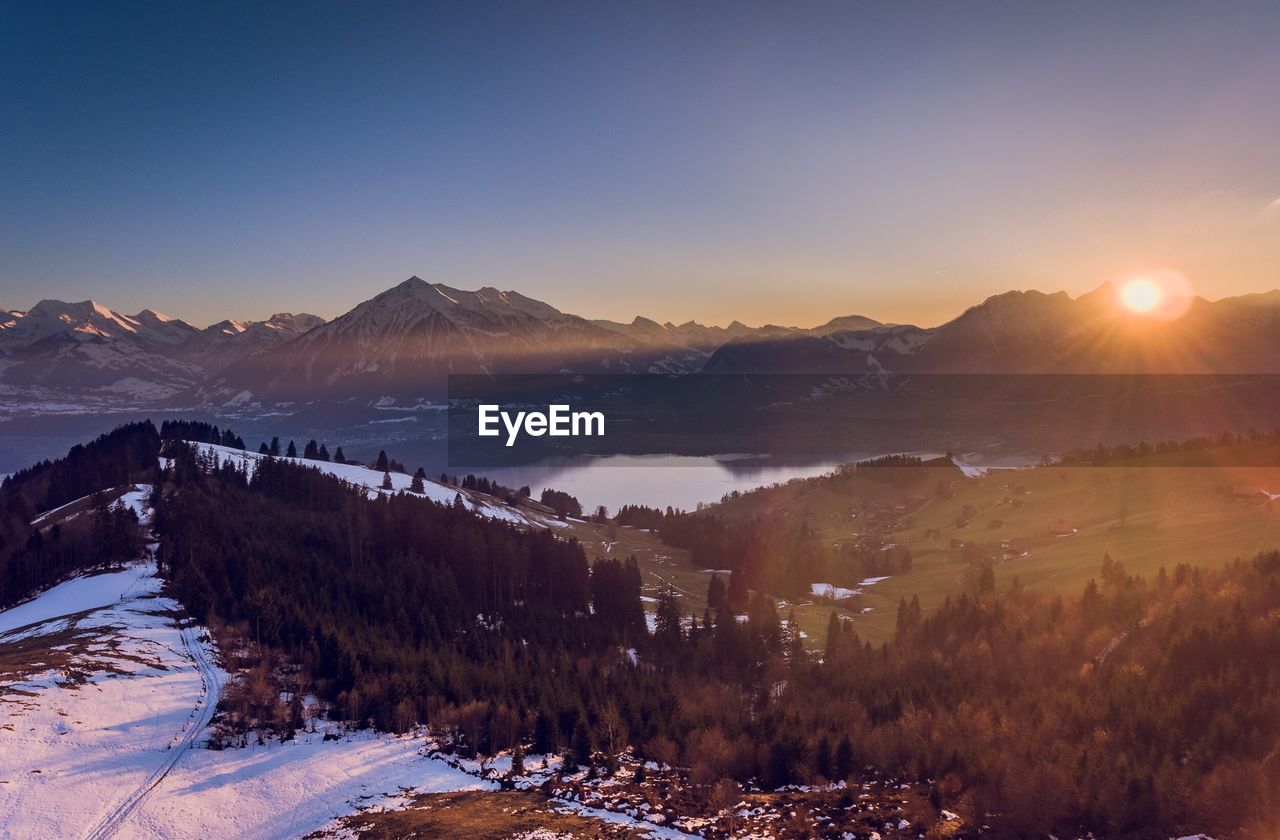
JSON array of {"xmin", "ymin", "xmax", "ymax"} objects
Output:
[{"xmin": 84, "ymin": 622, "xmax": 224, "ymax": 840}]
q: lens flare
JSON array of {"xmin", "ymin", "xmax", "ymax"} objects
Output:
[
  {"xmin": 1121, "ymin": 279, "xmax": 1163, "ymax": 313},
  {"xmin": 1114, "ymin": 271, "xmax": 1193, "ymax": 320}
]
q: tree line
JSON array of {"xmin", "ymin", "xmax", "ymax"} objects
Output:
[{"xmin": 1056, "ymin": 427, "xmax": 1280, "ymax": 465}]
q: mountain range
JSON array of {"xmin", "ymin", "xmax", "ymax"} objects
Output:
[
  {"xmin": 0, "ymin": 300, "xmax": 321, "ymax": 403},
  {"xmin": 704, "ymin": 286, "xmax": 1280, "ymax": 375},
  {"xmin": 6, "ymin": 276, "xmax": 1280, "ymax": 411}
]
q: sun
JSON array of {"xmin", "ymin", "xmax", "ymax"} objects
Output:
[{"xmin": 1120, "ymin": 278, "xmax": 1163, "ymax": 313}]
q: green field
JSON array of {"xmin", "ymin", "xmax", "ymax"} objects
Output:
[
  {"xmin": 847, "ymin": 465, "xmax": 1280, "ymax": 642},
  {"xmin": 567, "ymin": 459, "xmax": 1280, "ymax": 647}
]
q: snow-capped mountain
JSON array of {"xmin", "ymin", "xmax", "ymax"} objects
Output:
[
  {"xmin": 0, "ymin": 299, "xmax": 198, "ymax": 351},
  {"xmin": 0, "ymin": 300, "xmax": 206, "ymax": 399},
  {"xmin": 175, "ymin": 312, "xmax": 324, "ymax": 372},
  {"xmin": 128, "ymin": 308, "xmax": 202, "ymax": 345},
  {"xmin": 0, "ymin": 299, "xmax": 322, "ymax": 405}
]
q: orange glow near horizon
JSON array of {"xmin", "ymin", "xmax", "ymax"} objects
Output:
[
  {"xmin": 1114, "ymin": 271, "xmax": 1194, "ymax": 321},
  {"xmin": 1121, "ymin": 279, "xmax": 1163, "ymax": 313}
]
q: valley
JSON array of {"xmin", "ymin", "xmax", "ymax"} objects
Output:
[
  {"xmin": 9, "ymin": 4, "xmax": 1280, "ymax": 835},
  {"xmin": 3, "ymin": 419, "xmax": 1278, "ymax": 836}
]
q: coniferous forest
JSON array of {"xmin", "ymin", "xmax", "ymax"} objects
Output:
[
  {"xmin": 0, "ymin": 421, "xmax": 157, "ymax": 605},
  {"xmin": 4, "ymin": 425, "xmax": 1280, "ymax": 836}
]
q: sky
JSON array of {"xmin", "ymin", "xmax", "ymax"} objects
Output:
[{"xmin": 1, "ymin": 0, "xmax": 1278, "ymax": 329}]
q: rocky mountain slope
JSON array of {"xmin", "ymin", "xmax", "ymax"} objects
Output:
[{"xmin": 175, "ymin": 312, "xmax": 325, "ymax": 372}]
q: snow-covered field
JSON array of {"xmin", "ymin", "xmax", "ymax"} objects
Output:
[
  {"xmin": 0, "ymin": 559, "xmax": 494, "ymax": 839},
  {"xmin": 0, "ymin": 561, "xmax": 223, "ymax": 838},
  {"xmin": 188, "ymin": 441, "xmax": 568, "ymax": 529}
]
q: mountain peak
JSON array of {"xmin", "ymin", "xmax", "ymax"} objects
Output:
[
  {"xmin": 133, "ymin": 308, "xmax": 176, "ymax": 323},
  {"xmin": 29, "ymin": 298, "xmax": 114, "ymax": 321},
  {"xmin": 811, "ymin": 314, "xmax": 884, "ymax": 335}
]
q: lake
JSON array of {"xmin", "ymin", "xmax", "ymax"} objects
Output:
[{"xmin": 454, "ymin": 453, "xmax": 859, "ymax": 513}]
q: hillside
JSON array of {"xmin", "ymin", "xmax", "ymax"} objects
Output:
[
  {"xmin": 0, "ymin": 484, "xmax": 667, "ymax": 839},
  {"xmin": 183, "ymin": 440, "xmax": 561, "ymax": 530},
  {"xmin": 4, "ymin": 424, "xmax": 1280, "ymax": 835},
  {"xmin": 667, "ymin": 450, "xmax": 1280, "ymax": 646}
]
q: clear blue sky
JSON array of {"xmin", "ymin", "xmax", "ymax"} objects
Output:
[{"xmin": 2, "ymin": 1, "xmax": 1278, "ymax": 327}]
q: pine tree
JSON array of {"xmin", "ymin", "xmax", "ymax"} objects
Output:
[
  {"xmin": 726, "ymin": 568, "xmax": 748, "ymax": 612},
  {"xmin": 269, "ymin": 436, "xmax": 281, "ymax": 457},
  {"xmin": 765, "ymin": 738, "xmax": 793, "ymax": 788},
  {"xmin": 318, "ymin": 444, "xmax": 330, "ymax": 461},
  {"xmin": 333, "ymin": 446, "xmax": 345, "ymax": 464},
  {"xmin": 381, "ymin": 471, "xmax": 393, "ymax": 490},
  {"xmin": 654, "ymin": 586, "xmax": 682, "ymax": 649},
  {"xmin": 814, "ymin": 735, "xmax": 833, "ymax": 781},
  {"xmin": 258, "ymin": 442, "xmax": 270, "ymax": 455},
  {"xmin": 410, "ymin": 470, "xmax": 425, "ymax": 494},
  {"xmin": 289, "ymin": 690, "xmax": 304, "ymax": 731},
  {"xmin": 825, "ymin": 611, "xmax": 842, "ymax": 660},
  {"xmin": 707, "ymin": 573, "xmax": 725, "ymax": 611},
  {"xmin": 896, "ymin": 596, "xmax": 922, "ymax": 637},
  {"xmin": 834, "ymin": 735, "xmax": 855, "ymax": 781},
  {"xmin": 303, "ymin": 439, "xmax": 319, "ymax": 460},
  {"xmin": 510, "ymin": 742, "xmax": 525, "ymax": 777},
  {"xmin": 978, "ymin": 562, "xmax": 996, "ymax": 594},
  {"xmin": 571, "ymin": 717, "xmax": 592, "ymax": 768},
  {"xmin": 375, "ymin": 450, "xmax": 389, "ymax": 471},
  {"xmin": 533, "ymin": 709, "xmax": 558, "ymax": 755},
  {"xmin": 787, "ymin": 608, "xmax": 804, "ymax": 666},
  {"xmin": 286, "ymin": 440, "xmax": 298, "ymax": 458}
]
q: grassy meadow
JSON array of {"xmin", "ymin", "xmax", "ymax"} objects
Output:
[{"xmin": 569, "ymin": 452, "xmax": 1280, "ymax": 647}]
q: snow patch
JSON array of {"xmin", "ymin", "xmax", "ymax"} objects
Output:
[{"xmin": 810, "ymin": 583, "xmax": 860, "ymax": 600}]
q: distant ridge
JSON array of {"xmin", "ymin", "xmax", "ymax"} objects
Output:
[{"xmin": 6, "ymin": 278, "xmax": 1280, "ymax": 408}]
